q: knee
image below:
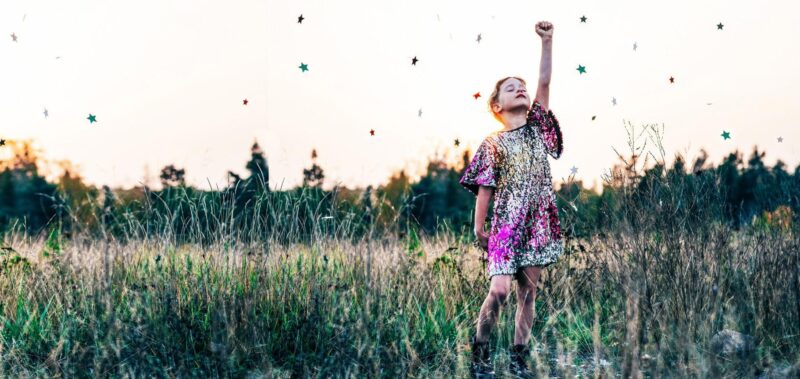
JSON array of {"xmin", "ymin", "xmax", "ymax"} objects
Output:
[
  {"xmin": 489, "ymin": 287, "xmax": 510, "ymax": 305},
  {"xmin": 518, "ymin": 285, "xmax": 537, "ymax": 304}
]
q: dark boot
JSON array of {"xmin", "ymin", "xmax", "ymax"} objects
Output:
[
  {"xmin": 470, "ymin": 335, "xmax": 495, "ymax": 379},
  {"xmin": 508, "ymin": 344, "xmax": 534, "ymax": 379}
]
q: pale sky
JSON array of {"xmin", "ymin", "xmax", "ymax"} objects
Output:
[{"xmin": 2, "ymin": 0, "xmax": 799, "ymax": 192}]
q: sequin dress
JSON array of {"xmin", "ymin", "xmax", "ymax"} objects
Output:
[{"xmin": 459, "ymin": 100, "xmax": 565, "ymax": 278}]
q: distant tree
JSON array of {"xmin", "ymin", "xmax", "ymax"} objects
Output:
[
  {"xmin": 245, "ymin": 139, "xmax": 270, "ymax": 192},
  {"xmin": 159, "ymin": 164, "xmax": 186, "ymax": 188},
  {"xmin": 302, "ymin": 149, "xmax": 325, "ymax": 188}
]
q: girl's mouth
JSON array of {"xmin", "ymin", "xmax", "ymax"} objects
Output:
[{"xmin": 516, "ymin": 94, "xmax": 526, "ymax": 98}]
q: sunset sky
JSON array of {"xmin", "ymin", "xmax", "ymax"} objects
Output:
[{"xmin": 2, "ymin": 0, "xmax": 799, "ymax": 192}]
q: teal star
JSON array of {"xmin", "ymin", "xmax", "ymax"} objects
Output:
[
  {"xmin": 721, "ymin": 130, "xmax": 730, "ymax": 140},
  {"xmin": 576, "ymin": 65, "xmax": 586, "ymax": 74},
  {"xmin": 299, "ymin": 62, "xmax": 309, "ymax": 72},
  {"xmin": 717, "ymin": 22, "xmax": 724, "ymax": 30},
  {"xmin": 87, "ymin": 114, "xmax": 97, "ymax": 123},
  {"xmin": 580, "ymin": 15, "xmax": 587, "ymax": 23}
]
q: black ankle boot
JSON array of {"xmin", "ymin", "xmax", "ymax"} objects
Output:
[
  {"xmin": 508, "ymin": 344, "xmax": 534, "ymax": 379},
  {"xmin": 470, "ymin": 336, "xmax": 495, "ymax": 378}
]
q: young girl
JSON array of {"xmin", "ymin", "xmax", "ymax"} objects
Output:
[{"xmin": 459, "ymin": 21, "xmax": 564, "ymax": 379}]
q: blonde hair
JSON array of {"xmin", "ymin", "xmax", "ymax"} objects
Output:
[{"xmin": 488, "ymin": 76, "xmax": 527, "ymax": 123}]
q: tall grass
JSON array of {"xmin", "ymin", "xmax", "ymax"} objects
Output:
[{"xmin": 0, "ymin": 122, "xmax": 798, "ymax": 378}]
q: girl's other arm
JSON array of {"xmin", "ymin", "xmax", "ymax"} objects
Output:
[{"xmin": 474, "ymin": 186, "xmax": 494, "ymax": 249}]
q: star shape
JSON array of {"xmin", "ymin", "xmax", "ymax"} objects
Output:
[
  {"xmin": 777, "ymin": 136, "xmax": 783, "ymax": 143},
  {"xmin": 10, "ymin": 33, "xmax": 17, "ymax": 42},
  {"xmin": 298, "ymin": 14, "xmax": 304, "ymax": 23},
  {"xmin": 473, "ymin": 92, "xmax": 481, "ymax": 99},
  {"xmin": 369, "ymin": 129, "xmax": 375, "ymax": 136},
  {"xmin": 576, "ymin": 65, "xmax": 586, "ymax": 74},
  {"xmin": 418, "ymin": 109, "xmax": 423, "ymax": 117},
  {"xmin": 721, "ymin": 130, "xmax": 730, "ymax": 140},
  {"xmin": 43, "ymin": 108, "xmax": 48, "ymax": 118},
  {"xmin": 299, "ymin": 62, "xmax": 309, "ymax": 72},
  {"xmin": 707, "ymin": 102, "xmax": 713, "ymax": 105},
  {"xmin": 612, "ymin": 97, "xmax": 617, "ymax": 106},
  {"xmin": 580, "ymin": 15, "xmax": 587, "ymax": 23},
  {"xmin": 570, "ymin": 166, "xmax": 578, "ymax": 175},
  {"xmin": 87, "ymin": 114, "xmax": 97, "ymax": 123},
  {"xmin": 591, "ymin": 115, "xmax": 596, "ymax": 121},
  {"xmin": 243, "ymin": 99, "xmax": 248, "ymax": 105},
  {"xmin": 669, "ymin": 76, "xmax": 675, "ymax": 83},
  {"xmin": 411, "ymin": 56, "xmax": 418, "ymax": 65},
  {"xmin": 633, "ymin": 42, "xmax": 638, "ymax": 51},
  {"xmin": 454, "ymin": 138, "xmax": 460, "ymax": 147},
  {"xmin": 0, "ymin": 139, "xmax": 5, "ymax": 146},
  {"xmin": 476, "ymin": 33, "xmax": 482, "ymax": 43},
  {"xmin": 717, "ymin": 22, "xmax": 724, "ymax": 30}
]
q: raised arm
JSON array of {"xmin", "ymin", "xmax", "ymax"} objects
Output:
[{"xmin": 534, "ymin": 21, "xmax": 553, "ymax": 111}]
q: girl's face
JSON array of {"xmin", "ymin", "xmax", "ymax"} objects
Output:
[{"xmin": 494, "ymin": 78, "xmax": 530, "ymax": 114}]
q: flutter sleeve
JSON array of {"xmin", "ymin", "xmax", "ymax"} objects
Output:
[
  {"xmin": 459, "ymin": 138, "xmax": 499, "ymax": 196},
  {"xmin": 528, "ymin": 101, "xmax": 563, "ymax": 159}
]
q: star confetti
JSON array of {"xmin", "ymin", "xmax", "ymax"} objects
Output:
[
  {"xmin": 411, "ymin": 56, "xmax": 419, "ymax": 65},
  {"xmin": 369, "ymin": 129, "xmax": 375, "ymax": 136},
  {"xmin": 633, "ymin": 42, "xmax": 638, "ymax": 51},
  {"xmin": 592, "ymin": 115, "xmax": 596, "ymax": 121},
  {"xmin": 721, "ymin": 130, "xmax": 730, "ymax": 140},
  {"xmin": 298, "ymin": 14, "xmax": 304, "ymax": 23},
  {"xmin": 43, "ymin": 108, "xmax": 48, "ymax": 118},
  {"xmin": 10, "ymin": 33, "xmax": 18, "ymax": 42},
  {"xmin": 418, "ymin": 109, "xmax": 423, "ymax": 117},
  {"xmin": 612, "ymin": 97, "xmax": 617, "ymax": 106},
  {"xmin": 476, "ymin": 33, "xmax": 482, "ymax": 43},
  {"xmin": 0, "ymin": 139, "xmax": 5, "ymax": 146},
  {"xmin": 576, "ymin": 65, "xmax": 586, "ymax": 74},
  {"xmin": 778, "ymin": 137, "xmax": 783, "ymax": 143},
  {"xmin": 570, "ymin": 166, "xmax": 578, "ymax": 175},
  {"xmin": 473, "ymin": 92, "xmax": 481, "ymax": 99},
  {"xmin": 580, "ymin": 15, "xmax": 587, "ymax": 23},
  {"xmin": 243, "ymin": 99, "xmax": 248, "ymax": 105},
  {"xmin": 87, "ymin": 114, "xmax": 97, "ymax": 123},
  {"xmin": 299, "ymin": 62, "xmax": 309, "ymax": 72},
  {"xmin": 669, "ymin": 76, "xmax": 675, "ymax": 83},
  {"xmin": 454, "ymin": 138, "xmax": 460, "ymax": 146},
  {"xmin": 717, "ymin": 22, "xmax": 724, "ymax": 30}
]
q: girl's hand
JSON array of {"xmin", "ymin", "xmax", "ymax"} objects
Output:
[
  {"xmin": 535, "ymin": 21, "xmax": 553, "ymax": 39},
  {"xmin": 474, "ymin": 230, "xmax": 490, "ymax": 252}
]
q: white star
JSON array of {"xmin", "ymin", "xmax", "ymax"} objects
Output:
[
  {"xmin": 476, "ymin": 33, "xmax": 482, "ymax": 43},
  {"xmin": 570, "ymin": 166, "xmax": 578, "ymax": 175},
  {"xmin": 612, "ymin": 97, "xmax": 617, "ymax": 106},
  {"xmin": 706, "ymin": 102, "xmax": 712, "ymax": 105},
  {"xmin": 778, "ymin": 136, "xmax": 783, "ymax": 143},
  {"xmin": 43, "ymin": 108, "xmax": 48, "ymax": 118},
  {"xmin": 10, "ymin": 33, "xmax": 17, "ymax": 42},
  {"xmin": 418, "ymin": 109, "xmax": 423, "ymax": 117},
  {"xmin": 633, "ymin": 42, "xmax": 637, "ymax": 51}
]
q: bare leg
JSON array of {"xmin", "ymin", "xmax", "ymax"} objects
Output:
[
  {"xmin": 514, "ymin": 266, "xmax": 542, "ymax": 345},
  {"xmin": 475, "ymin": 274, "xmax": 513, "ymax": 343}
]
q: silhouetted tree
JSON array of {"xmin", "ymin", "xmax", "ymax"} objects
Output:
[
  {"xmin": 159, "ymin": 165, "xmax": 186, "ymax": 188},
  {"xmin": 302, "ymin": 149, "xmax": 325, "ymax": 188}
]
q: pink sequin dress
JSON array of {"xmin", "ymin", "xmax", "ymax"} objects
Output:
[{"xmin": 459, "ymin": 100, "xmax": 565, "ymax": 278}]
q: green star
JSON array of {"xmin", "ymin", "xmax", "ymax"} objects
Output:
[
  {"xmin": 87, "ymin": 114, "xmax": 97, "ymax": 123},
  {"xmin": 721, "ymin": 130, "xmax": 730, "ymax": 140},
  {"xmin": 576, "ymin": 65, "xmax": 586, "ymax": 74},
  {"xmin": 717, "ymin": 22, "xmax": 724, "ymax": 30},
  {"xmin": 299, "ymin": 62, "xmax": 309, "ymax": 72},
  {"xmin": 580, "ymin": 15, "xmax": 587, "ymax": 23}
]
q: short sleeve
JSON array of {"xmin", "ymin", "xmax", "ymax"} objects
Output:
[
  {"xmin": 459, "ymin": 139, "xmax": 499, "ymax": 196},
  {"xmin": 527, "ymin": 101, "xmax": 564, "ymax": 159}
]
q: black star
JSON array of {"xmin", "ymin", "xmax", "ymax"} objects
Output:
[
  {"xmin": 669, "ymin": 76, "xmax": 675, "ymax": 83},
  {"xmin": 0, "ymin": 139, "xmax": 5, "ymax": 146},
  {"xmin": 298, "ymin": 14, "xmax": 304, "ymax": 23},
  {"xmin": 591, "ymin": 115, "xmax": 596, "ymax": 121},
  {"xmin": 580, "ymin": 15, "xmax": 587, "ymax": 23},
  {"xmin": 370, "ymin": 129, "xmax": 375, "ymax": 136},
  {"xmin": 717, "ymin": 22, "xmax": 723, "ymax": 30},
  {"xmin": 454, "ymin": 138, "xmax": 460, "ymax": 146},
  {"xmin": 411, "ymin": 56, "xmax": 418, "ymax": 65}
]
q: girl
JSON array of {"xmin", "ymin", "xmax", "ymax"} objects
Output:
[{"xmin": 459, "ymin": 21, "xmax": 564, "ymax": 379}]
